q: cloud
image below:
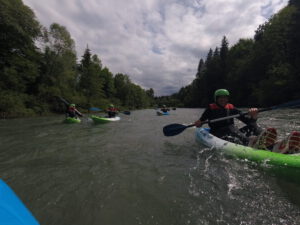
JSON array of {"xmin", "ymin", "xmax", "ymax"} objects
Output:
[{"xmin": 23, "ymin": 0, "xmax": 288, "ymax": 96}]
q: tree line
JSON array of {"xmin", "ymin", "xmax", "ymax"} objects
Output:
[
  {"xmin": 0, "ymin": 0, "xmax": 155, "ymax": 118},
  {"xmin": 167, "ymin": 0, "xmax": 300, "ymax": 108}
]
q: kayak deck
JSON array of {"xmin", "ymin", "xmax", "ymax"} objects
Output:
[
  {"xmin": 64, "ymin": 117, "xmax": 81, "ymax": 124},
  {"xmin": 90, "ymin": 115, "xmax": 120, "ymax": 123},
  {"xmin": 157, "ymin": 111, "xmax": 169, "ymax": 116},
  {"xmin": 0, "ymin": 180, "xmax": 39, "ymax": 225},
  {"xmin": 196, "ymin": 128, "xmax": 300, "ymax": 168}
]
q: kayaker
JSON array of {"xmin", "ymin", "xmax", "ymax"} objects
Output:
[
  {"xmin": 161, "ymin": 105, "xmax": 169, "ymax": 113},
  {"xmin": 66, "ymin": 104, "xmax": 83, "ymax": 118},
  {"xmin": 194, "ymin": 89, "xmax": 265, "ymax": 145},
  {"xmin": 107, "ymin": 104, "xmax": 119, "ymax": 118}
]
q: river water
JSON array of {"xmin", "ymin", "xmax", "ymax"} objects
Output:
[{"xmin": 0, "ymin": 108, "xmax": 300, "ymax": 225}]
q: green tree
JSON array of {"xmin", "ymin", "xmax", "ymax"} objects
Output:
[
  {"xmin": 38, "ymin": 23, "xmax": 77, "ymax": 101},
  {"xmin": 0, "ymin": 0, "xmax": 41, "ymax": 116},
  {"xmin": 78, "ymin": 47, "xmax": 105, "ymax": 107},
  {"xmin": 100, "ymin": 67, "xmax": 115, "ymax": 99}
]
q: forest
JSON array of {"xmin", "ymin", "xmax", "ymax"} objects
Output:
[
  {"xmin": 166, "ymin": 0, "xmax": 300, "ymax": 108},
  {"xmin": 0, "ymin": 0, "xmax": 155, "ymax": 118},
  {"xmin": 1, "ymin": 0, "xmax": 300, "ymax": 118}
]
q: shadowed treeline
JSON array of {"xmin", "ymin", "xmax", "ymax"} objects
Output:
[
  {"xmin": 163, "ymin": 0, "xmax": 300, "ymax": 108},
  {"xmin": 0, "ymin": 0, "xmax": 155, "ymax": 118}
]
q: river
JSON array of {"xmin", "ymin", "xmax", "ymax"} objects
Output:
[{"xmin": 0, "ymin": 108, "xmax": 300, "ymax": 225}]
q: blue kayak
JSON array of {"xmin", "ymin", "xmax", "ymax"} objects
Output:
[
  {"xmin": 0, "ymin": 179, "xmax": 39, "ymax": 225},
  {"xmin": 157, "ymin": 111, "xmax": 169, "ymax": 116}
]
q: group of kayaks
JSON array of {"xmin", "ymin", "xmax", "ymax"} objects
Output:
[{"xmin": 196, "ymin": 128, "xmax": 300, "ymax": 168}]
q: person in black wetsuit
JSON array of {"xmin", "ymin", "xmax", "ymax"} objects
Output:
[
  {"xmin": 106, "ymin": 104, "xmax": 119, "ymax": 118},
  {"xmin": 66, "ymin": 104, "xmax": 83, "ymax": 118},
  {"xmin": 194, "ymin": 89, "xmax": 262, "ymax": 145},
  {"xmin": 161, "ymin": 105, "xmax": 169, "ymax": 113}
]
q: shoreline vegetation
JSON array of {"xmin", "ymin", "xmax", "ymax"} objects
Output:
[
  {"xmin": 1, "ymin": 0, "xmax": 155, "ymax": 119},
  {"xmin": 1, "ymin": 1, "xmax": 300, "ymax": 119},
  {"xmin": 153, "ymin": 1, "xmax": 300, "ymax": 108}
]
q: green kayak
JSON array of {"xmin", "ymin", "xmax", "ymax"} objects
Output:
[
  {"xmin": 90, "ymin": 115, "xmax": 120, "ymax": 124},
  {"xmin": 64, "ymin": 117, "xmax": 81, "ymax": 124},
  {"xmin": 196, "ymin": 128, "xmax": 300, "ymax": 168}
]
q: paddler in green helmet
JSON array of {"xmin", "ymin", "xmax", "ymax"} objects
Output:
[
  {"xmin": 194, "ymin": 89, "xmax": 300, "ymax": 153},
  {"xmin": 194, "ymin": 89, "xmax": 268, "ymax": 146},
  {"xmin": 66, "ymin": 103, "xmax": 83, "ymax": 118},
  {"xmin": 161, "ymin": 105, "xmax": 169, "ymax": 113},
  {"xmin": 106, "ymin": 104, "xmax": 119, "ymax": 118}
]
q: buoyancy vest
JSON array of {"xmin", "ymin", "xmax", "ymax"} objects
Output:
[
  {"xmin": 68, "ymin": 107, "xmax": 76, "ymax": 112},
  {"xmin": 204, "ymin": 103, "xmax": 236, "ymax": 130},
  {"xmin": 209, "ymin": 103, "xmax": 234, "ymax": 110},
  {"xmin": 108, "ymin": 107, "xmax": 118, "ymax": 112}
]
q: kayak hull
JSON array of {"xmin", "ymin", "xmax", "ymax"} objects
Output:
[
  {"xmin": 64, "ymin": 117, "xmax": 81, "ymax": 124},
  {"xmin": 91, "ymin": 115, "xmax": 120, "ymax": 123},
  {"xmin": 157, "ymin": 111, "xmax": 169, "ymax": 116},
  {"xmin": 0, "ymin": 179, "xmax": 39, "ymax": 225},
  {"xmin": 196, "ymin": 128, "xmax": 300, "ymax": 168}
]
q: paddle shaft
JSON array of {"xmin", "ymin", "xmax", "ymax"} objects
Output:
[
  {"xmin": 57, "ymin": 96, "xmax": 84, "ymax": 117},
  {"xmin": 202, "ymin": 105, "xmax": 288, "ymax": 124},
  {"xmin": 163, "ymin": 99, "xmax": 300, "ymax": 137},
  {"xmin": 58, "ymin": 96, "xmax": 70, "ymax": 106}
]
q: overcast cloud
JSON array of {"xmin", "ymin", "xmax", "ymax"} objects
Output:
[{"xmin": 23, "ymin": 0, "xmax": 288, "ymax": 95}]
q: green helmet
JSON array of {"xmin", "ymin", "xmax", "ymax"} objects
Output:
[
  {"xmin": 109, "ymin": 104, "xmax": 114, "ymax": 107},
  {"xmin": 69, "ymin": 103, "xmax": 75, "ymax": 107},
  {"xmin": 214, "ymin": 89, "xmax": 230, "ymax": 102}
]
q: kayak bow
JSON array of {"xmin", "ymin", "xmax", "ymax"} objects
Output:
[
  {"xmin": 64, "ymin": 117, "xmax": 81, "ymax": 124},
  {"xmin": 0, "ymin": 179, "xmax": 39, "ymax": 225},
  {"xmin": 157, "ymin": 111, "xmax": 169, "ymax": 116},
  {"xmin": 90, "ymin": 115, "xmax": 120, "ymax": 124},
  {"xmin": 196, "ymin": 128, "xmax": 300, "ymax": 168}
]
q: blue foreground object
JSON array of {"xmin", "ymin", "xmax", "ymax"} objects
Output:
[{"xmin": 0, "ymin": 179, "xmax": 39, "ymax": 225}]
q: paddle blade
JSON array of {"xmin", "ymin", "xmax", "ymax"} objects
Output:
[
  {"xmin": 89, "ymin": 107, "xmax": 101, "ymax": 111},
  {"xmin": 272, "ymin": 99, "xmax": 300, "ymax": 110},
  {"xmin": 56, "ymin": 96, "xmax": 69, "ymax": 106},
  {"xmin": 123, "ymin": 111, "xmax": 131, "ymax": 115},
  {"xmin": 163, "ymin": 123, "xmax": 189, "ymax": 136}
]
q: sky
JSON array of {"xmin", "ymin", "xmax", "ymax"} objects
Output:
[{"xmin": 23, "ymin": 0, "xmax": 288, "ymax": 96}]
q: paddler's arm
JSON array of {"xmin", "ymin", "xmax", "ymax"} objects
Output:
[
  {"xmin": 75, "ymin": 109, "xmax": 83, "ymax": 117},
  {"xmin": 248, "ymin": 108, "xmax": 258, "ymax": 119},
  {"xmin": 236, "ymin": 108, "xmax": 258, "ymax": 124},
  {"xmin": 194, "ymin": 107, "xmax": 211, "ymax": 127}
]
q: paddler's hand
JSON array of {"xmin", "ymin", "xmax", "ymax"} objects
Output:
[
  {"xmin": 194, "ymin": 120, "xmax": 203, "ymax": 127},
  {"xmin": 248, "ymin": 108, "xmax": 258, "ymax": 119}
]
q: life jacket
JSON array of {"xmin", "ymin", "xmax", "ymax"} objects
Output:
[
  {"xmin": 207, "ymin": 103, "xmax": 235, "ymax": 126},
  {"xmin": 68, "ymin": 107, "xmax": 76, "ymax": 112},
  {"xmin": 108, "ymin": 107, "xmax": 118, "ymax": 112},
  {"xmin": 209, "ymin": 103, "xmax": 234, "ymax": 110}
]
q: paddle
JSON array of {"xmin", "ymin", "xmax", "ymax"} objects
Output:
[
  {"xmin": 89, "ymin": 107, "xmax": 102, "ymax": 112},
  {"xmin": 163, "ymin": 99, "xmax": 300, "ymax": 137},
  {"xmin": 56, "ymin": 96, "xmax": 83, "ymax": 117},
  {"xmin": 56, "ymin": 96, "xmax": 69, "ymax": 106},
  {"xmin": 123, "ymin": 111, "xmax": 131, "ymax": 115}
]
